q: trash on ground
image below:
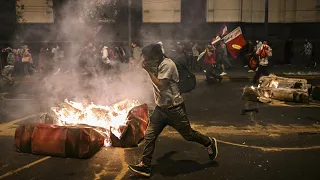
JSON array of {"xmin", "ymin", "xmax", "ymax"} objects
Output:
[{"xmin": 242, "ymin": 75, "xmax": 311, "ymax": 104}]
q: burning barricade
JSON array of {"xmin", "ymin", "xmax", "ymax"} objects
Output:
[
  {"xmin": 14, "ymin": 100, "xmax": 149, "ymax": 158},
  {"xmin": 242, "ymin": 75, "xmax": 311, "ymax": 103}
]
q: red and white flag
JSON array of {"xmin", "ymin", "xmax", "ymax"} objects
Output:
[
  {"xmin": 220, "ymin": 24, "xmax": 228, "ymax": 37},
  {"xmin": 222, "ymin": 26, "xmax": 247, "ymax": 59}
]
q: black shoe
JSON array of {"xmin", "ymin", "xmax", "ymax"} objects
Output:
[
  {"xmin": 207, "ymin": 137, "xmax": 218, "ymax": 160},
  {"xmin": 128, "ymin": 163, "xmax": 151, "ymax": 177},
  {"xmin": 218, "ymin": 76, "xmax": 222, "ymax": 84}
]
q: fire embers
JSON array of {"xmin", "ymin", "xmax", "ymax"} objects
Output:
[
  {"xmin": 14, "ymin": 100, "xmax": 149, "ymax": 158},
  {"xmin": 242, "ymin": 75, "xmax": 311, "ymax": 103}
]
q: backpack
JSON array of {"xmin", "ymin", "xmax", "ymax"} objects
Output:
[
  {"xmin": 142, "ymin": 44, "xmax": 196, "ymax": 93},
  {"xmin": 174, "ymin": 59, "xmax": 196, "ymax": 93}
]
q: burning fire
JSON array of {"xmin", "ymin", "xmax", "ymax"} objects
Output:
[
  {"xmin": 269, "ymin": 79, "xmax": 279, "ymax": 88},
  {"xmin": 52, "ymin": 99, "xmax": 140, "ymax": 145}
]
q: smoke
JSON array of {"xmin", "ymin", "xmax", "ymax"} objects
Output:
[{"xmin": 37, "ymin": 0, "xmax": 154, "ymax": 107}]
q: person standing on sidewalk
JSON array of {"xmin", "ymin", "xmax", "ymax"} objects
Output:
[
  {"xmin": 284, "ymin": 37, "xmax": 293, "ymax": 65},
  {"xmin": 253, "ymin": 41, "xmax": 272, "ymax": 84},
  {"xmin": 303, "ymin": 39, "xmax": 315, "ymax": 68},
  {"xmin": 128, "ymin": 44, "xmax": 218, "ymax": 177}
]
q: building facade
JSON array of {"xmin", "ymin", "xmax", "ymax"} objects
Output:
[{"xmin": 1, "ymin": 0, "xmax": 320, "ymax": 44}]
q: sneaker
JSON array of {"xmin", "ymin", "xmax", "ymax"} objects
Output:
[
  {"xmin": 244, "ymin": 65, "xmax": 248, "ymax": 68},
  {"xmin": 220, "ymin": 72, "xmax": 227, "ymax": 76},
  {"xmin": 128, "ymin": 162, "xmax": 151, "ymax": 177},
  {"xmin": 207, "ymin": 137, "xmax": 218, "ymax": 160},
  {"xmin": 314, "ymin": 62, "xmax": 317, "ymax": 68},
  {"xmin": 248, "ymin": 70, "xmax": 254, "ymax": 73}
]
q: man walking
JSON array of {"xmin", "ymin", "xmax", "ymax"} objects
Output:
[
  {"xmin": 128, "ymin": 44, "xmax": 218, "ymax": 177},
  {"xmin": 253, "ymin": 41, "xmax": 272, "ymax": 84}
]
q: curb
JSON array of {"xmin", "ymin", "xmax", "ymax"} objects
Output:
[{"xmin": 196, "ymin": 75, "xmax": 320, "ymax": 83}]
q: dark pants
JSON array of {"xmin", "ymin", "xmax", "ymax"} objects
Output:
[
  {"xmin": 205, "ymin": 64, "xmax": 222, "ymax": 84},
  {"xmin": 253, "ymin": 65, "xmax": 269, "ymax": 84},
  {"xmin": 22, "ymin": 62, "xmax": 30, "ymax": 76},
  {"xmin": 141, "ymin": 104, "xmax": 211, "ymax": 168},
  {"xmin": 222, "ymin": 55, "xmax": 232, "ymax": 68},
  {"xmin": 305, "ymin": 55, "xmax": 315, "ymax": 67},
  {"xmin": 191, "ymin": 56, "xmax": 198, "ymax": 71},
  {"xmin": 284, "ymin": 52, "xmax": 292, "ymax": 64}
]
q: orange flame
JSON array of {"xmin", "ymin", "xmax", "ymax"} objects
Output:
[
  {"xmin": 269, "ymin": 79, "xmax": 279, "ymax": 88},
  {"xmin": 52, "ymin": 99, "xmax": 140, "ymax": 145}
]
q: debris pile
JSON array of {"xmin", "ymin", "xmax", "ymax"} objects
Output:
[
  {"xmin": 14, "ymin": 100, "xmax": 149, "ymax": 158},
  {"xmin": 242, "ymin": 75, "xmax": 311, "ymax": 103}
]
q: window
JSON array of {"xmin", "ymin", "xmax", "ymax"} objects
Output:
[
  {"xmin": 16, "ymin": 0, "xmax": 54, "ymax": 23},
  {"xmin": 142, "ymin": 0, "xmax": 181, "ymax": 23}
]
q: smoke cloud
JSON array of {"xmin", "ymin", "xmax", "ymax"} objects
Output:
[{"xmin": 34, "ymin": 0, "xmax": 154, "ymax": 107}]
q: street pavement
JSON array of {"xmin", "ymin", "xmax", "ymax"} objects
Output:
[
  {"xmin": 195, "ymin": 66, "xmax": 320, "ymax": 84},
  {"xmin": 0, "ymin": 74, "xmax": 320, "ymax": 180}
]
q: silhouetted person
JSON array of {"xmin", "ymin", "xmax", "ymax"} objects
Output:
[{"xmin": 284, "ymin": 37, "xmax": 293, "ymax": 65}]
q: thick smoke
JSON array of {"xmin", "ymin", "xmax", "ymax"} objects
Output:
[{"xmin": 40, "ymin": 0, "xmax": 154, "ymax": 107}]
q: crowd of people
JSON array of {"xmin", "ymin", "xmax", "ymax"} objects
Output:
[{"xmin": 0, "ymin": 37, "xmax": 317, "ymax": 86}]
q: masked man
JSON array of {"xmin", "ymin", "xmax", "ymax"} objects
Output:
[{"xmin": 128, "ymin": 44, "xmax": 218, "ymax": 177}]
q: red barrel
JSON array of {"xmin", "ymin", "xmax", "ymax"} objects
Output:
[{"xmin": 14, "ymin": 124, "xmax": 105, "ymax": 158}]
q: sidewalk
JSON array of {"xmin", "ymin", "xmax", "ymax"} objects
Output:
[{"xmin": 195, "ymin": 66, "xmax": 320, "ymax": 83}]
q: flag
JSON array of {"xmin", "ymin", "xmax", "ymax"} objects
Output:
[
  {"xmin": 220, "ymin": 24, "xmax": 228, "ymax": 37},
  {"xmin": 222, "ymin": 27, "xmax": 247, "ymax": 59}
]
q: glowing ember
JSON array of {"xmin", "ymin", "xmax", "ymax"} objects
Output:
[
  {"xmin": 52, "ymin": 99, "xmax": 140, "ymax": 145},
  {"xmin": 269, "ymin": 79, "xmax": 279, "ymax": 88}
]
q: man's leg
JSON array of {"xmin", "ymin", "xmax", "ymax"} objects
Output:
[
  {"xmin": 253, "ymin": 66, "xmax": 263, "ymax": 84},
  {"xmin": 261, "ymin": 66, "xmax": 269, "ymax": 76},
  {"xmin": 141, "ymin": 107, "xmax": 167, "ymax": 167},
  {"xmin": 23, "ymin": 62, "xmax": 30, "ymax": 76},
  {"xmin": 167, "ymin": 104, "xmax": 218, "ymax": 160},
  {"xmin": 224, "ymin": 56, "xmax": 232, "ymax": 68},
  {"xmin": 129, "ymin": 106, "xmax": 167, "ymax": 177}
]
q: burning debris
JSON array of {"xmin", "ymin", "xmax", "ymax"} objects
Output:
[
  {"xmin": 15, "ymin": 124, "xmax": 105, "ymax": 158},
  {"xmin": 242, "ymin": 75, "xmax": 311, "ymax": 103},
  {"xmin": 14, "ymin": 100, "xmax": 149, "ymax": 158}
]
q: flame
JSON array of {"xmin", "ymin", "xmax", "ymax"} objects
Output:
[
  {"xmin": 52, "ymin": 99, "xmax": 140, "ymax": 145},
  {"xmin": 269, "ymin": 79, "xmax": 279, "ymax": 88}
]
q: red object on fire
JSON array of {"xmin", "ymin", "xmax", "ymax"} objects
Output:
[
  {"xmin": 110, "ymin": 104, "xmax": 149, "ymax": 148},
  {"xmin": 14, "ymin": 124, "xmax": 105, "ymax": 158}
]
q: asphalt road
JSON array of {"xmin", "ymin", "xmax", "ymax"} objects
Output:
[{"xmin": 0, "ymin": 80, "xmax": 320, "ymax": 180}]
